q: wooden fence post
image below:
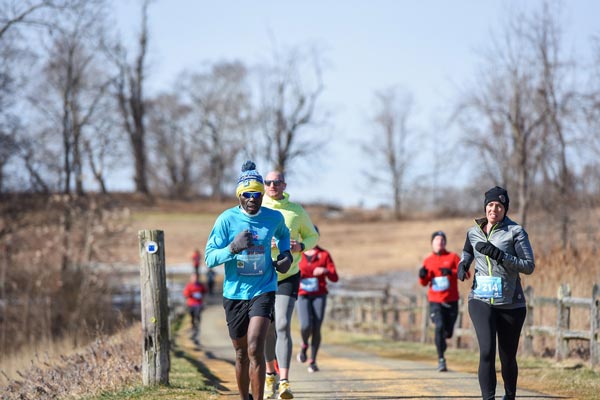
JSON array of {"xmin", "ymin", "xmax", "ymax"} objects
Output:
[
  {"xmin": 523, "ymin": 286, "xmax": 534, "ymax": 356},
  {"xmin": 591, "ymin": 284, "xmax": 599, "ymax": 368},
  {"xmin": 556, "ymin": 283, "xmax": 571, "ymax": 362},
  {"xmin": 139, "ymin": 229, "xmax": 170, "ymax": 386}
]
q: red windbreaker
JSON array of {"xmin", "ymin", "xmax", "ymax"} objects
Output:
[
  {"xmin": 183, "ymin": 281, "xmax": 206, "ymax": 307},
  {"xmin": 419, "ymin": 250, "xmax": 461, "ymax": 303},
  {"xmin": 298, "ymin": 246, "xmax": 339, "ymax": 296}
]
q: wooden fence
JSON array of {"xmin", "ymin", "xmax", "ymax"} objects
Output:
[{"xmin": 326, "ymin": 283, "xmax": 600, "ymax": 368}]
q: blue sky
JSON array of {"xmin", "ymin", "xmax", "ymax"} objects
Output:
[{"xmin": 113, "ymin": 1, "xmax": 600, "ymax": 208}]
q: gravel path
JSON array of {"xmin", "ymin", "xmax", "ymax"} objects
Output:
[{"xmin": 189, "ymin": 301, "xmax": 559, "ymax": 400}]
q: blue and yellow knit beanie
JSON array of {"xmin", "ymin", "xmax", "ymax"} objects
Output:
[{"xmin": 235, "ymin": 160, "xmax": 265, "ymax": 197}]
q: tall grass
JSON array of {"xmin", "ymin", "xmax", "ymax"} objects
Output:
[
  {"xmin": 1, "ymin": 324, "xmax": 141, "ymax": 399},
  {"xmin": 1, "ymin": 195, "xmax": 131, "ymax": 363}
]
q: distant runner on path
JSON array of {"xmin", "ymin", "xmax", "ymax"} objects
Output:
[
  {"xmin": 418, "ymin": 230, "xmax": 465, "ymax": 372},
  {"xmin": 205, "ymin": 161, "xmax": 292, "ymax": 400},
  {"xmin": 457, "ymin": 186, "xmax": 535, "ymax": 400},
  {"xmin": 296, "ymin": 224, "xmax": 339, "ymax": 374},
  {"xmin": 191, "ymin": 248, "xmax": 202, "ymax": 274},
  {"xmin": 182, "ymin": 272, "xmax": 207, "ymax": 346}
]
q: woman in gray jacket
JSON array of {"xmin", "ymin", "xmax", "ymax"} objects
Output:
[{"xmin": 457, "ymin": 186, "xmax": 535, "ymax": 400}]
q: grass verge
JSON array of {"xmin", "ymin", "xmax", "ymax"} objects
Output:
[{"xmin": 86, "ymin": 315, "xmax": 219, "ymax": 400}]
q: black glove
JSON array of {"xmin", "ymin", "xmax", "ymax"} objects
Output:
[
  {"xmin": 440, "ymin": 268, "xmax": 451, "ymax": 276},
  {"xmin": 273, "ymin": 250, "xmax": 293, "ymax": 273},
  {"xmin": 230, "ymin": 230, "xmax": 253, "ymax": 254},
  {"xmin": 457, "ymin": 261, "xmax": 469, "ymax": 281},
  {"xmin": 475, "ymin": 241, "xmax": 505, "ymax": 262},
  {"xmin": 418, "ymin": 266, "xmax": 428, "ymax": 279}
]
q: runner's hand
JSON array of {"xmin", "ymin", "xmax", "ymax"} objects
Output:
[
  {"xmin": 457, "ymin": 261, "xmax": 469, "ymax": 281},
  {"xmin": 230, "ymin": 230, "xmax": 253, "ymax": 254},
  {"xmin": 273, "ymin": 250, "xmax": 293, "ymax": 273},
  {"xmin": 475, "ymin": 242, "xmax": 505, "ymax": 262},
  {"xmin": 418, "ymin": 266, "xmax": 428, "ymax": 279},
  {"xmin": 440, "ymin": 268, "xmax": 451, "ymax": 276}
]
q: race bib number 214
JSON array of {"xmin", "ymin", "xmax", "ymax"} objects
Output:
[{"xmin": 474, "ymin": 276, "xmax": 503, "ymax": 299}]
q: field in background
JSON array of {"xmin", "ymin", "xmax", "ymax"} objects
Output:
[
  {"xmin": 116, "ymin": 199, "xmax": 472, "ymax": 275},
  {"xmin": 114, "ymin": 198, "xmax": 600, "ymax": 298}
]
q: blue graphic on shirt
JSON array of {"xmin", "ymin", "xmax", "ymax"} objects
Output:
[{"xmin": 236, "ymin": 227, "xmax": 268, "ymax": 276}]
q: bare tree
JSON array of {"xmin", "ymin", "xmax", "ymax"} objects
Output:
[
  {"xmin": 0, "ymin": 0, "xmax": 73, "ymax": 39},
  {"xmin": 257, "ymin": 45, "xmax": 327, "ymax": 175},
  {"xmin": 110, "ymin": 0, "xmax": 151, "ymax": 195},
  {"xmin": 181, "ymin": 61, "xmax": 254, "ymax": 199},
  {"xmin": 584, "ymin": 36, "xmax": 600, "ymax": 174},
  {"xmin": 82, "ymin": 107, "xmax": 121, "ymax": 194},
  {"xmin": 455, "ymin": 8, "xmax": 553, "ymax": 227},
  {"xmin": 26, "ymin": 0, "xmax": 112, "ymax": 196},
  {"xmin": 363, "ymin": 87, "xmax": 416, "ymax": 219},
  {"xmin": 0, "ymin": 2, "xmax": 47, "ymax": 191},
  {"xmin": 146, "ymin": 92, "xmax": 199, "ymax": 198},
  {"xmin": 529, "ymin": 3, "xmax": 580, "ymax": 249}
]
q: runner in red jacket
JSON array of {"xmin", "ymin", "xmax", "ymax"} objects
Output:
[
  {"xmin": 183, "ymin": 272, "xmax": 207, "ymax": 346},
  {"xmin": 418, "ymin": 231, "xmax": 466, "ymax": 372},
  {"xmin": 296, "ymin": 226, "xmax": 338, "ymax": 374}
]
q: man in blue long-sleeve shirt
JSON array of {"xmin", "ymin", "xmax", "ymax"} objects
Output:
[{"xmin": 205, "ymin": 161, "xmax": 292, "ymax": 400}]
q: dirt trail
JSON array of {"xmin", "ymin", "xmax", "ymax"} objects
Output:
[{"xmin": 185, "ymin": 302, "xmax": 560, "ymax": 400}]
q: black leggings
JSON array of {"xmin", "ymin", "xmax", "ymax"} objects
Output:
[
  {"xmin": 468, "ymin": 300, "xmax": 526, "ymax": 400},
  {"xmin": 429, "ymin": 302, "xmax": 459, "ymax": 359}
]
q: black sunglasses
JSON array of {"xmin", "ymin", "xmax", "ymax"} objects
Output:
[{"xmin": 264, "ymin": 180, "xmax": 284, "ymax": 187}]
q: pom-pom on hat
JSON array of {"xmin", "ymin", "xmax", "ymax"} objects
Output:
[
  {"xmin": 484, "ymin": 186, "xmax": 509, "ymax": 211},
  {"xmin": 236, "ymin": 160, "xmax": 265, "ymax": 197}
]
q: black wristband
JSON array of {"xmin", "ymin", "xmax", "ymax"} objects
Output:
[{"xmin": 300, "ymin": 243, "xmax": 305, "ymax": 251}]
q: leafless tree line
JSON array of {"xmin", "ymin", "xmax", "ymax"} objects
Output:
[
  {"xmin": 0, "ymin": 0, "xmax": 327, "ymax": 357},
  {"xmin": 366, "ymin": 3, "xmax": 600, "ymax": 228},
  {"xmin": 2, "ymin": 1, "xmax": 600, "ymax": 223},
  {"xmin": 0, "ymin": 0, "xmax": 327, "ymax": 201}
]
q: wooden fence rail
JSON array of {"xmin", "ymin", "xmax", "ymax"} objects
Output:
[{"xmin": 326, "ymin": 283, "xmax": 600, "ymax": 368}]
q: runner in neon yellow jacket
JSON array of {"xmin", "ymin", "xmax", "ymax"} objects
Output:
[{"xmin": 261, "ymin": 171, "xmax": 319, "ymax": 399}]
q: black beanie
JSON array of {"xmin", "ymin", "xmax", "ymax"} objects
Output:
[
  {"xmin": 484, "ymin": 186, "xmax": 509, "ymax": 211},
  {"xmin": 431, "ymin": 230, "xmax": 446, "ymax": 242}
]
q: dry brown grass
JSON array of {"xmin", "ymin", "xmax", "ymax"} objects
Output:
[
  {"xmin": 115, "ymin": 198, "xmax": 600, "ymax": 300},
  {"xmin": 1, "ymin": 324, "xmax": 141, "ymax": 399},
  {"xmin": 115, "ymin": 200, "xmax": 473, "ymax": 275}
]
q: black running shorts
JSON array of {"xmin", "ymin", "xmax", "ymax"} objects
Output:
[{"xmin": 223, "ymin": 291, "xmax": 275, "ymax": 339}]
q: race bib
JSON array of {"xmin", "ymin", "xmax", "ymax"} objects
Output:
[
  {"xmin": 474, "ymin": 276, "xmax": 503, "ymax": 299},
  {"xmin": 300, "ymin": 277, "xmax": 319, "ymax": 292},
  {"xmin": 192, "ymin": 292, "xmax": 203, "ymax": 300},
  {"xmin": 236, "ymin": 253, "xmax": 266, "ymax": 276},
  {"xmin": 431, "ymin": 276, "xmax": 450, "ymax": 292}
]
